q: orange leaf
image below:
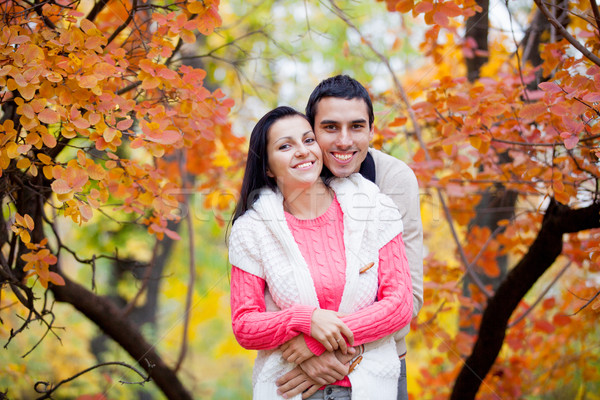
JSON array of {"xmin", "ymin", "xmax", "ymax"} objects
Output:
[
  {"xmin": 116, "ymin": 118, "xmax": 133, "ymax": 130},
  {"xmin": 38, "ymin": 108, "xmax": 60, "ymax": 124},
  {"xmin": 447, "ymin": 94, "xmax": 471, "ymax": 112},
  {"xmin": 389, "ymin": 117, "xmax": 407, "ymax": 127},
  {"xmin": 518, "ymin": 102, "xmax": 547, "ymax": 120},
  {"xmin": 141, "ymin": 76, "xmax": 161, "ymax": 90},
  {"xmin": 48, "ymin": 271, "xmax": 65, "ymax": 286},
  {"xmin": 394, "ymin": 0, "xmax": 414, "ymax": 13}
]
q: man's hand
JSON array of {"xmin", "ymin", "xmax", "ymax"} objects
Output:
[
  {"xmin": 276, "ymin": 366, "xmax": 321, "ymax": 399},
  {"xmin": 299, "ymin": 348, "xmax": 355, "ymax": 384},
  {"xmin": 280, "ymin": 334, "xmax": 313, "ymax": 365},
  {"xmin": 310, "ymin": 309, "xmax": 354, "ymax": 353}
]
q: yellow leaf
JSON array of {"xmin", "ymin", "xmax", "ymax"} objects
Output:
[
  {"xmin": 24, "ymin": 214, "xmax": 34, "ymax": 230},
  {"xmin": 187, "ymin": 1, "xmax": 206, "ymax": 14},
  {"xmin": 17, "ymin": 158, "xmax": 31, "ymax": 169},
  {"xmin": 6, "ymin": 142, "xmax": 19, "ymax": 158},
  {"xmin": 469, "ymin": 135, "xmax": 481, "ymax": 150},
  {"xmin": 21, "ymin": 230, "xmax": 31, "ymax": 244},
  {"xmin": 43, "ymin": 165, "xmax": 53, "ymax": 179}
]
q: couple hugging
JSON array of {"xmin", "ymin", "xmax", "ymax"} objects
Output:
[{"xmin": 228, "ymin": 75, "xmax": 423, "ymax": 400}]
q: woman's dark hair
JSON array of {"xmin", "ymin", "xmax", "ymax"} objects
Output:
[
  {"xmin": 305, "ymin": 74, "xmax": 374, "ymax": 129},
  {"xmin": 231, "ymin": 106, "xmax": 308, "ymax": 224}
]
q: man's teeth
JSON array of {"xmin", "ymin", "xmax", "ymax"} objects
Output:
[
  {"xmin": 333, "ymin": 153, "xmax": 352, "ymax": 161},
  {"xmin": 295, "ymin": 162, "xmax": 312, "ymax": 169}
]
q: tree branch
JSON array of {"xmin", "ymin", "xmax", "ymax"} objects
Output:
[
  {"xmin": 51, "ymin": 275, "xmax": 193, "ymax": 399},
  {"xmin": 106, "ymin": 0, "xmax": 138, "ymax": 46},
  {"xmin": 86, "ymin": 0, "xmax": 110, "ymax": 23},
  {"xmin": 534, "ymin": 0, "xmax": 600, "ymax": 66},
  {"xmin": 589, "ymin": 0, "xmax": 600, "ymax": 35}
]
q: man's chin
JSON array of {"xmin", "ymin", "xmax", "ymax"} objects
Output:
[{"xmin": 327, "ymin": 164, "xmax": 355, "ymax": 178}]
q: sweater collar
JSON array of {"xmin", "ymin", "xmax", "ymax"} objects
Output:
[{"xmin": 359, "ymin": 151, "xmax": 376, "ymax": 183}]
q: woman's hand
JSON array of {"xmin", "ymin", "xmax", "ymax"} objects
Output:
[
  {"xmin": 310, "ymin": 309, "xmax": 354, "ymax": 353},
  {"xmin": 280, "ymin": 334, "xmax": 314, "ymax": 365}
]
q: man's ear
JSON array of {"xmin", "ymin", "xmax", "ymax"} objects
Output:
[{"xmin": 368, "ymin": 125, "xmax": 375, "ymax": 141}]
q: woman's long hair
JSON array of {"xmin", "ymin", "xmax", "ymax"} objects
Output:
[{"xmin": 231, "ymin": 106, "xmax": 308, "ymax": 224}]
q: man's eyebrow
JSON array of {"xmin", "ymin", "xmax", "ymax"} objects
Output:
[
  {"xmin": 319, "ymin": 118, "xmax": 367, "ymax": 125},
  {"xmin": 319, "ymin": 119, "xmax": 339, "ymax": 125}
]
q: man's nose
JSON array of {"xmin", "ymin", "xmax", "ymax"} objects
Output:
[{"xmin": 336, "ymin": 127, "xmax": 352, "ymax": 148}]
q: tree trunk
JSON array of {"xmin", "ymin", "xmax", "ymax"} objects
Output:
[
  {"xmin": 451, "ymin": 200, "xmax": 600, "ymax": 399},
  {"xmin": 465, "ymin": 0, "xmax": 489, "ymax": 82}
]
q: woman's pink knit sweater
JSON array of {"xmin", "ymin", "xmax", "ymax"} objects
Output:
[{"xmin": 230, "ymin": 197, "xmax": 412, "ymax": 386}]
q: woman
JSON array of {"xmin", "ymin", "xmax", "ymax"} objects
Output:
[{"xmin": 229, "ymin": 106, "xmax": 413, "ymax": 400}]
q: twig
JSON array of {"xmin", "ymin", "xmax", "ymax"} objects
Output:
[
  {"xmin": 34, "ymin": 361, "xmax": 151, "ymax": 399},
  {"xmin": 571, "ymin": 289, "xmax": 600, "ymax": 315},
  {"xmin": 508, "ymin": 260, "xmax": 572, "ymax": 327},
  {"xmin": 534, "ymin": 0, "xmax": 600, "ymax": 67},
  {"xmin": 328, "ymin": 0, "xmax": 492, "ymax": 298}
]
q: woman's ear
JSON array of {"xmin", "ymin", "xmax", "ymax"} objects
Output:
[{"xmin": 266, "ymin": 169, "xmax": 274, "ymax": 178}]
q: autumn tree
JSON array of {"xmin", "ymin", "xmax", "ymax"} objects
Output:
[
  {"xmin": 0, "ymin": 0, "xmax": 245, "ymax": 398},
  {"xmin": 374, "ymin": 0, "xmax": 600, "ymax": 398}
]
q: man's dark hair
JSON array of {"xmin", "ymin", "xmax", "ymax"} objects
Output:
[{"xmin": 305, "ymin": 74, "xmax": 374, "ymax": 129}]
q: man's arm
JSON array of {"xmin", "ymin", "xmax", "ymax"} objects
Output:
[{"xmin": 371, "ymin": 148, "xmax": 424, "ymax": 317}]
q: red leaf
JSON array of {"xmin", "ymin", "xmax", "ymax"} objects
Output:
[{"xmin": 534, "ymin": 319, "xmax": 555, "ymax": 334}]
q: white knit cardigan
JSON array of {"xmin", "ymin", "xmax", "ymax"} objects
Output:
[{"xmin": 229, "ymin": 174, "xmax": 404, "ymax": 400}]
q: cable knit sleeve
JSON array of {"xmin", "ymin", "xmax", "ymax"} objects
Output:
[
  {"xmin": 230, "ymin": 266, "xmax": 316, "ymax": 350},
  {"xmin": 304, "ymin": 233, "xmax": 413, "ymax": 354}
]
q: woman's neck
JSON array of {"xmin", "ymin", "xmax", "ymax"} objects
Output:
[{"xmin": 281, "ymin": 179, "xmax": 333, "ymax": 220}]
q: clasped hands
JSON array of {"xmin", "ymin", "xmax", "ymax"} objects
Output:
[{"xmin": 276, "ymin": 309, "xmax": 360, "ymax": 399}]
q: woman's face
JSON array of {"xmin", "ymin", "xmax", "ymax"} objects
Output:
[{"xmin": 266, "ymin": 115, "xmax": 323, "ymax": 193}]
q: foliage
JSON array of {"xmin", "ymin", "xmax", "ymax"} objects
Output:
[{"xmin": 2, "ymin": 0, "xmax": 600, "ymax": 398}]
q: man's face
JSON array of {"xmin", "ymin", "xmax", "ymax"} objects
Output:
[{"xmin": 313, "ymin": 97, "xmax": 374, "ymax": 178}]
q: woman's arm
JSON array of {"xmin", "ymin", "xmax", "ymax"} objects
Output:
[
  {"xmin": 304, "ymin": 233, "xmax": 413, "ymax": 354},
  {"xmin": 230, "ymin": 266, "xmax": 315, "ymax": 350}
]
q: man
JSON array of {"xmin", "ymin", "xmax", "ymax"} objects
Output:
[{"xmin": 276, "ymin": 75, "xmax": 424, "ymax": 399}]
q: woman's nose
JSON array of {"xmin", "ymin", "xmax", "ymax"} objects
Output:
[{"xmin": 296, "ymin": 144, "xmax": 309, "ymax": 157}]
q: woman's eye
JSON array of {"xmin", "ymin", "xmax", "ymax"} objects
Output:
[
  {"xmin": 278, "ymin": 144, "xmax": 290, "ymax": 150},
  {"xmin": 305, "ymin": 138, "xmax": 315, "ymax": 144}
]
